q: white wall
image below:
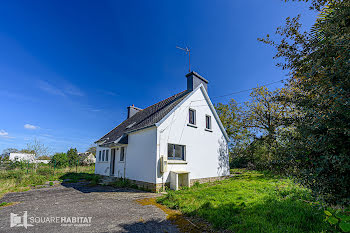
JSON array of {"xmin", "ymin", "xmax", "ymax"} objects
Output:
[
  {"xmin": 9, "ymin": 153, "xmax": 35, "ymax": 162},
  {"xmin": 125, "ymin": 127, "xmax": 157, "ymax": 183},
  {"xmin": 95, "ymin": 146, "xmax": 111, "ymax": 176},
  {"xmin": 156, "ymin": 87, "xmax": 230, "ymax": 184},
  {"xmin": 95, "ymin": 127, "xmax": 158, "ymax": 184}
]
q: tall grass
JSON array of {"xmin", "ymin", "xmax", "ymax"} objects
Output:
[
  {"xmin": 158, "ymin": 170, "xmax": 331, "ymax": 232},
  {"xmin": 0, "ymin": 165, "xmax": 96, "ymax": 198}
]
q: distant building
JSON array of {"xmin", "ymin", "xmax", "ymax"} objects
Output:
[
  {"xmin": 9, "ymin": 153, "xmax": 35, "ymax": 162},
  {"xmin": 78, "ymin": 152, "xmax": 96, "ymax": 165}
]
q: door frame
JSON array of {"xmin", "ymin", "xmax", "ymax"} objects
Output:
[{"xmin": 110, "ymin": 148, "xmax": 116, "ymax": 176}]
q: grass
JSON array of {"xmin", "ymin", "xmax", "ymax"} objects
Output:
[
  {"xmin": 158, "ymin": 169, "xmax": 332, "ymax": 233},
  {"xmin": 0, "ymin": 165, "xmax": 98, "ymax": 198}
]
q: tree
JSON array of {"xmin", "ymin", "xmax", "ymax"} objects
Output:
[
  {"xmin": 19, "ymin": 149, "xmax": 35, "ymax": 154},
  {"xmin": 86, "ymin": 145, "xmax": 96, "ymax": 156},
  {"xmin": 1, "ymin": 148, "xmax": 18, "ymax": 158},
  {"xmin": 242, "ymin": 87, "xmax": 294, "ymax": 140},
  {"xmin": 259, "ymin": 0, "xmax": 350, "ymax": 204},
  {"xmin": 50, "ymin": 153, "xmax": 68, "ymax": 168},
  {"xmin": 215, "ymin": 100, "xmax": 251, "ymax": 167},
  {"xmin": 67, "ymin": 148, "xmax": 78, "ymax": 166},
  {"xmin": 26, "ymin": 139, "xmax": 50, "ymax": 159}
]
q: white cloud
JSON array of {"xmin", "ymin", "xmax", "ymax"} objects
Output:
[
  {"xmin": 37, "ymin": 80, "xmax": 84, "ymax": 97},
  {"xmin": 38, "ymin": 80, "xmax": 66, "ymax": 97},
  {"xmin": 0, "ymin": 129, "xmax": 9, "ymax": 137},
  {"xmin": 24, "ymin": 124, "xmax": 39, "ymax": 130},
  {"xmin": 0, "ymin": 129, "xmax": 14, "ymax": 138},
  {"xmin": 64, "ymin": 83, "xmax": 84, "ymax": 96}
]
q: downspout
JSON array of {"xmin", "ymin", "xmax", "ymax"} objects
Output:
[{"xmin": 123, "ymin": 146, "xmax": 127, "ymax": 180}]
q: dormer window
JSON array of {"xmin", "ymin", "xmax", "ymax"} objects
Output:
[{"xmin": 189, "ymin": 109, "xmax": 196, "ymax": 125}]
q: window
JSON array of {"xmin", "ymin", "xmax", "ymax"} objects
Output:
[
  {"xmin": 205, "ymin": 115, "xmax": 212, "ymax": 130},
  {"xmin": 189, "ymin": 109, "xmax": 196, "ymax": 125},
  {"xmin": 120, "ymin": 147, "xmax": 125, "ymax": 162},
  {"xmin": 102, "ymin": 150, "xmax": 105, "ymax": 161},
  {"xmin": 167, "ymin": 143, "xmax": 186, "ymax": 160},
  {"xmin": 106, "ymin": 150, "xmax": 109, "ymax": 161},
  {"xmin": 99, "ymin": 151, "xmax": 101, "ymax": 162}
]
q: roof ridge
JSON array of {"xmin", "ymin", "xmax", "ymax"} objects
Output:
[
  {"xmin": 132, "ymin": 90, "xmax": 187, "ymax": 116},
  {"xmin": 95, "ymin": 90, "xmax": 188, "ymax": 143}
]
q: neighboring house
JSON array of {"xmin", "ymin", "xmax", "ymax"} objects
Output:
[
  {"xmin": 9, "ymin": 153, "xmax": 35, "ymax": 162},
  {"xmin": 78, "ymin": 152, "xmax": 96, "ymax": 165},
  {"xmin": 35, "ymin": 160, "xmax": 50, "ymax": 164},
  {"xmin": 95, "ymin": 71, "xmax": 230, "ymax": 191}
]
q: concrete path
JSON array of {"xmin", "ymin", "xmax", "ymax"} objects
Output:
[{"xmin": 0, "ymin": 183, "xmax": 178, "ymax": 233}]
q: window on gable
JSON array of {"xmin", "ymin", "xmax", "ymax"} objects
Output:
[
  {"xmin": 167, "ymin": 143, "xmax": 186, "ymax": 160},
  {"xmin": 106, "ymin": 150, "xmax": 109, "ymax": 162},
  {"xmin": 99, "ymin": 151, "xmax": 101, "ymax": 162},
  {"xmin": 206, "ymin": 115, "xmax": 212, "ymax": 130},
  {"xmin": 102, "ymin": 150, "xmax": 105, "ymax": 161},
  {"xmin": 120, "ymin": 147, "xmax": 125, "ymax": 162},
  {"xmin": 189, "ymin": 109, "xmax": 196, "ymax": 125}
]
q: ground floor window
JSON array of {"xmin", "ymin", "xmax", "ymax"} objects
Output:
[{"xmin": 167, "ymin": 143, "xmax": 186, "ymax": 160}]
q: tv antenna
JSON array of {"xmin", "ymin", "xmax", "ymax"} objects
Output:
[{"xmin": 176, "ymin": 46, "xmax": 191, "ymax": 73}]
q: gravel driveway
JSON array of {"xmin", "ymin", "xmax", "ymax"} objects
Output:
[{"xmin": 0, "ymin": 183, "xmax": 178, "ymax": 233}]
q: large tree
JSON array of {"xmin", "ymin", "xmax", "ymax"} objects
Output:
[
  {"xmin": 260, "ymin": 0, "xmax": 350, "ymax": 204},
  {"xmin": 67, "ymin": 148, "xmax": 78, "ymax": 166}
]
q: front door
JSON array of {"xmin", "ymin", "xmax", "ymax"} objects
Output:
[{"xmin": 110, "ymin": 149, "xmax": 116, "ymax": 176}]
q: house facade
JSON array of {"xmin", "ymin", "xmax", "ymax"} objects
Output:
[
  {"xmin": 9, "ymin": 153, "xmax": 35, "ymax": 162},
  {"xmin": 95, "ymin": 71, "xmax": 230, "ymax": 191}
]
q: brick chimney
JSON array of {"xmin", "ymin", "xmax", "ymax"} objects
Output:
[
  {"xmin": 127, "ymin": 104, "xmax": 142, "ymax": 118},
  {"xmin": 186, "ymin": 71, "xmax": 208, "ymax": 92}
]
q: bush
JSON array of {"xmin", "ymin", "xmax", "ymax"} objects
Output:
[
  {"xmin": 36, "ymin": 167, "xmax": 52, "ymax": 176},
  {"xmin": 50, "ymin": 153, "xmax": 69, "ymax": 168}
]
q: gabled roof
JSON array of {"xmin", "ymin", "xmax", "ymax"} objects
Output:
[{"xmin": 96, "ymin": 90, "xmax": 190, "ymax": 145}]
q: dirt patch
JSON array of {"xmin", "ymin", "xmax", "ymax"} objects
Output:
[{"xmin": 136, "ymin": 198, "xmax": 214, "ymax": 233}]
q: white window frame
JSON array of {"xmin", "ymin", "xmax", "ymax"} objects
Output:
[
  {"xmin": 105, "ymin": 149, "xmax": 109, "ymax": 162},
  {"xmin": 102, "ymin": 150, "xmax": 105, "ymax": 161},
  {"xmin": 120, "ymin": 147, "xmax": 125, "ymax": 162},
  {"xmin": 188, "ymin": 108, "xmax": 196, "ymax": 125},
  {"xmin": 205, "ymin": 115, "xmax": 212, "ymax": 130},
  {"xmin": 99, "ymin": 151, "xmax": 101, "ymax": 162},
  {"xmin": 167, "ymin": 143, "xmax": 186, "ymax": 161}
]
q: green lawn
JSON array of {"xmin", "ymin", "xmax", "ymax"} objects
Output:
[
  {"xmin": 0, "ymin": 165, "xmax": 98, "ymax": 198},
  {"xmin": 158, "ymin": 169, "xmax": 331, "ymax": 232}
]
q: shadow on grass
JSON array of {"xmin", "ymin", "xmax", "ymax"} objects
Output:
[{"xmin": 186, "ymin": 197, "xmax": 329, "ymax": 233}]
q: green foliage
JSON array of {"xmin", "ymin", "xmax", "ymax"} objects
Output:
[
  {"xmin": 67, "ymin": 148, "xmax": 78, "ymax": 166},
  {"xmin": 259, "ymin": 0, "xmax": 350, "ymax": 204},
  {"xmin": 324, "ymin": 209, "xmax": 350, "ymax": 232},
  {"xmin": 50, "ymin": 153, "xmax": 69, "ymax": 168},
  {"xmin": 158, "ymin": 170, "xmax": 330, "ymax": 232},
  {"xmin": 86, "ymin": 145, "xmax": 96, "ymax": 156}
]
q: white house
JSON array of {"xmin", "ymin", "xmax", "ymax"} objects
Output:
[
  {"xmin": 78, "ymin": 152, "xmax": 96, "ymax": 165},
  {"xmin": 95, "ymin": 71, "xmax": 230, "ymax": 191},
  {"xmin": 9, "ymin": 153, "xmax": 35, "ymax": 162}
]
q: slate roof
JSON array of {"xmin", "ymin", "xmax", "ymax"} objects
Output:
[{"xmin": 96, "ymin": 90, "xmax": 190, "ymax": 146}]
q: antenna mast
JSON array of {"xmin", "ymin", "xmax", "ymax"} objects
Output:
[{"xmin": 176, "ymin": 46, "xmax": 191, "ymax": 73}]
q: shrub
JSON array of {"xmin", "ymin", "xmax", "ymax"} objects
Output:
[{"xmin": 50, "ymin": 153, "xmax": 69, "ymax": 168}]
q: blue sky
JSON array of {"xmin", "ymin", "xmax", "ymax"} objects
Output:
[{"xmin": 0, "ymin": 0, "xmax": 316, "ymax": 154}]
